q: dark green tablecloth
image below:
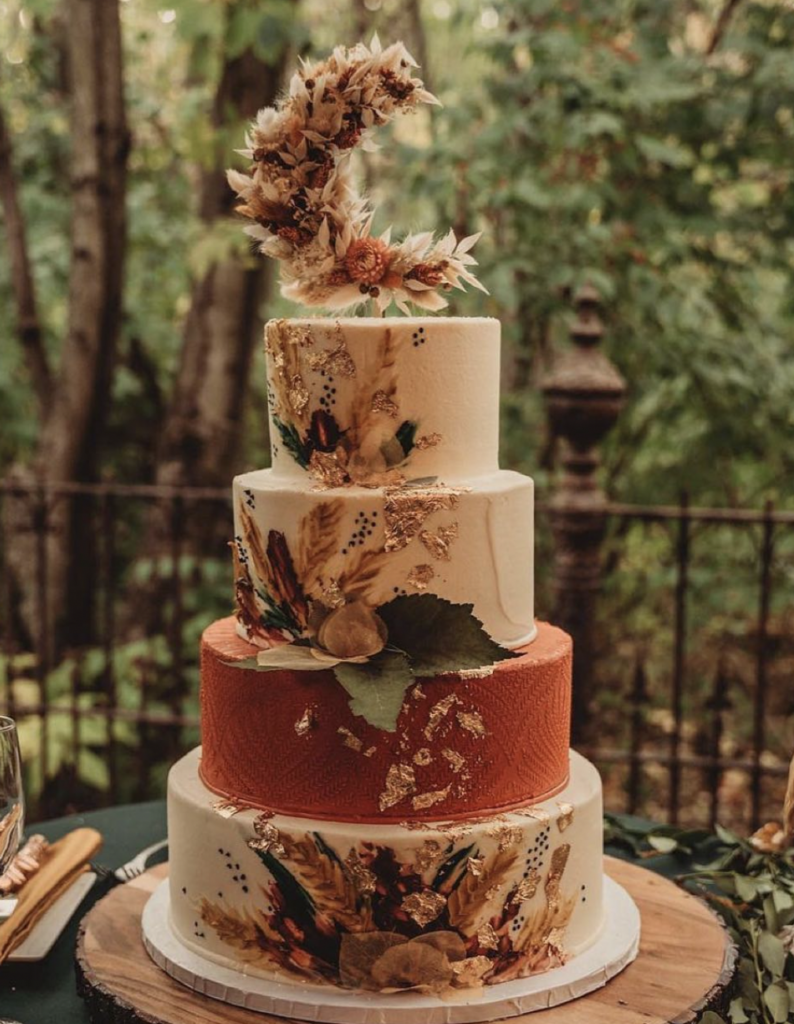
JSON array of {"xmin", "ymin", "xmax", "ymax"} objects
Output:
[{"xmin": 0, "ymin": 804, "xmax": 671, "ymax": 1024}]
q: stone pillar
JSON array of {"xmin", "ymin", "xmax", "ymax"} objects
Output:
[{"xmin": 541, "ymin": 285, "xmax": 626, "ymax": 742}]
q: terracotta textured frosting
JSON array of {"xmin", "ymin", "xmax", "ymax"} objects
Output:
[{"xmin": 200, "ymin": 617, "xmax": 571, "ymax": 822}]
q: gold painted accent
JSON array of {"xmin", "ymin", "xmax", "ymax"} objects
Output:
[
  {"xmin": 338, "ymin": 726, "xmax": 364, "ymax": 752},
  {"xmin": 402, "ymin": 889, "xmax": 447, "ymax": 927},
  {"xmin": 441, "ymin": 748, "xmax": 466, "ymax": 774},
  {"xmin": 307, "ymin": 341, "xmax": 356, "ymax": 378},
  {"xmin": 345, "ymin": 851, "xmax": 377, "ymax": 895},
  {"xmin": 308, "ymin": 449, "xmax": 348, "ymax": 488},
  {"xmin": 556, "ymin": 802, "xmax": 574, "ymax": 832},
  {"xmin": 457, "ymin": 710, "xmax": 487, "ymax": 736},
  {"xmin": 467, "ymin": 856, "xmax": 485, "ymax": 878},
  {"xmin": 414, "ymin": 433, "xmax": 442, "ymax": 450},
  {"xmin": 406, "ymin": 564, "xmax": 435, "ymax": 590},
  {"xmin": 419, "ymin": 522, "xmax": 459, "ymax": 561},
  {"xmin": 425, "ymin": 693, "xmax": 460, "ymax": 740},
  {"xmin": 247, "ymin": 817, "xmax": 285, "ymax": 857},
  {"xmin": 511, "ymin": 869, "xmax": 541, "ymax": 904},
  {"xmin": 294, "ymin": 707, "xmax": 317, "ymax": 737},
  {"xmin": 371, "ymin": 389, "xmax": 399, "ymax": 418},
  {"xmin": 379, "ymin": 763, "xmax": 416, "ymax": 811},
  {"xmin": 415, "ymin": 839, "xmax": 443, "ymax": 872},
  {"xmin": 477, "ymin": 923, "xmax": 499, "ymax": 951},
  {"xmin": 412, "ymin": 785, "xmax": 451, "ymax": 810},
  {"xmin": 383, "ymin": 487, "xmax": 460, "ymax": 553},
  {"xmin": 544, "ymin": 843, "xmax": 571, "ymax": 911},
  {"xmin": 211, "ymin": 797, "xmax": 255, "ymax": 818}
]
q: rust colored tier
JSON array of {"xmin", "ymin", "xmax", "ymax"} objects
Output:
[{"xmin": 199, "ymin": 616, "xmax": 572, "ymax": 823}]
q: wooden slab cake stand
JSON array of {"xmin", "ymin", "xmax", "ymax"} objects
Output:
[{"xmin": 75, "ymin": 857, "xmax": 736, "ymax": 1024}]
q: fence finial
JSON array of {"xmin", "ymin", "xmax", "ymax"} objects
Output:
[{"xmin": 541, "ymin": 285, "xmax": 626, "ymax": 741}]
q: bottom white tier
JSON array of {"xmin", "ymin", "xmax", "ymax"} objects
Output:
[{"xmin": 167, "ymin": 748, "xmax": 604, "ymax": 994}]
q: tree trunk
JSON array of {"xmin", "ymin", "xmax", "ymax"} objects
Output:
[
  {"xmin": 0, "ymin": 87, "xmax": 51, "ymax": 415},
  {"xmin": 125, "ymin": 20, "xmax": 293, "ymax": 640},
  {"xmin": 5, "ymin": 0, "xmax": 129, "ymax": 657},
  {"xmin": 154, "ymin": 45, "xmax": 286, "ymax": 495}
]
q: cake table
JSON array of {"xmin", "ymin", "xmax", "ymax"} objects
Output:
[{"xmin": 75, "ymin": 857, "xmax": 736, "ymax": 1024}]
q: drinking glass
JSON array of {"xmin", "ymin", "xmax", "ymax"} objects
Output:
[{"xmin": 0, "ymin": 718, "xmax": 24, "ymax": 877}]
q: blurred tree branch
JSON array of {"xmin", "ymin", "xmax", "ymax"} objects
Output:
[
  {"xmin": 0, "ymin": 85, "xmax": 51, "ymax": 416},
  {"xmin": 708, "ymin": 0, "xmax": 743, "ymax": 54}
]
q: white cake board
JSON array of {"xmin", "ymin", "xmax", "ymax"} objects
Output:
[{"xmin": 142, "ymin": 874, "xmax": 640, "ymax": 1024}]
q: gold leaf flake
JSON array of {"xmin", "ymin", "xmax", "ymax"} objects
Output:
[
  {"xmin": 379, "ymin": 763, "xmax": 416, "ymax": 811},
  {"xmin": 363, "ymin": 746, "xmax": 377, "ymax": 758},
  {"xmin": 412, "ymin": 785, "xmax": 451, "ymax": 810},
  {"xmin": 321, "ymin": 579, "xmax": 346, "ymax": 608},
  {"xmin": 467, "ymin": 856, "xmax": 485, "ymax": 878},
  {"xmin": 414, "ymin": 433, "xmax": 443, "ymax": 450},
  {"xmin": 556, "ymin": 803, "xmax": 574, "ymax": 832},
  {"xmin": 511, "ymin": 869, "xmax": 541, "ymax": 904},
  {"xmin": 371, "ymin": 389, "xmax": 398, "ymax": 418},
  {"xmin": 458, "ymin": 666, "xmax": 495, "ymax": 680},
  {"xmin": 294, "ymin": 707, "xmax": 317, "ymax": 737},
  {"xmin": 383, "ymin": 487, "xmax": 460, "ymax": 553},
  {"xmin": 515, "ymin": 806, "xmax": 550, "ymax": 825},
  {"xmin": 486, "ymin": 823, "xmax": 523, "ymax": 852},
  {"xmin": 211, "ymin": 797, "xmax": 255, "ymax": 818},
  {"xmin": 419, "ymin": 523, "xmax": 459, "ymax": 562},
  {"xmin": 425, "ymin": 693, "xmax": 460, "ymax": 740},
  {"xmin": 545, "ymin": 843, "xmax": 571, "ymax": 911},
  {"xmin": 345, "ymin": 851, "xmax": 377, "ymax": 895},
  {"xmin": 413, "ymin": 748, "xmax": 433, "ymax": 766},
  {"xmin": 457, "ymin": 711, "xmax": 487, "ymax": 737},
  {"xmin": 477, "ymin": 923, "xmax": 499, "ymax": 951},
  {"xmin": 412, "ymin": 684, "xmax": 426, "ymax": 701},
  {"xmin": 547, "ymin": 926, "xmax": 567, "ymax": 954},
  {"xmin": 248, "ymin": 816, "xmax": 285, "ymax": 857},
  {"xmin": 338, "ymin": 726, "xmax": 363, "ymax": 752},
  {"xmin": 441, "ymin": 748, "xmax": 466, "ymax": 774},
  {"xmin": 451, "ymin": 955, "xmax": 493, "ymax": 986},
  {"xmin": 308, "ymin": 449, "xmax": 348, "ymax": 488},
  {"xmin": 435, "ymin": 821, "xmax": 473, "ymax": 842},
  {"xmin": 415, "ymin": 840, "xmax": 443, "ymax": 872},
  {"xmin": 406, "ymin": 563, "xmax": 435, "ymax": 590},
  {"xmin": 307, "ymin": 341, "xmax": 356, "ymax": 378},
  {"xmin": 402, "ymin": 889, "xmax": 447, "ymax": 927},
  {"xmin": 485, "ymin": 883, "xmax": 503, "ymax": 899},
  {"xmin": 288, "ymin": 373, "xmax": 309, "ymax": 416}
]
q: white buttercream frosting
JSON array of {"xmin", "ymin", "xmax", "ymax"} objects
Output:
[{"xmin": 167, "ymin": 748, "xmax": 604, "ymax": 989}]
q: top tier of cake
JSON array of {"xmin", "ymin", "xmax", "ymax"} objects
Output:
[{"xmin": 266, "ymin": 317, "xmax": 500, "ymax": 485}]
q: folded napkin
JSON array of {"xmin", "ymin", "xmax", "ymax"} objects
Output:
[{"xmin": 0, "ymin": 826, "xmax": 102, "ymax": 964}]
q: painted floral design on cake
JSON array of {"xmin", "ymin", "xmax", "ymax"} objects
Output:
[
  {"xmin": 232, "ymin": 492, "xmax": 517, "ymax": 732},
  {"xmin": 193, "ymin": 818, "xmax": 576, "ymax": 992},
  {"xmin": 266, "ymin": 319, "xmax": 442, "ymax": 487}
]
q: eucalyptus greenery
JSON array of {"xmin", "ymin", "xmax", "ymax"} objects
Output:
[{"xmin": 607, "ymin": 816, "xmax": 794, "ymax": 1023}]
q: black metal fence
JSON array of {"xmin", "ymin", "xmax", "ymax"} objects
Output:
[{"xmin": 1, "ymin": 480, "xmax": 792, "ymax": 830}]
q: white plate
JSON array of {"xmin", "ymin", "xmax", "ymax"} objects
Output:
[{"xmin": 7, "ymin": 872, "xmax": 97, "ymax": 962}]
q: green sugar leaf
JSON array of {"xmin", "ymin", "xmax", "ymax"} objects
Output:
[
  {"xmin": 333, "ymin": 651, "xmax": 414, "ymax": 732},
  {"xmin": 378, "ymin": 593, "xmax": 519, "ymax": 677}
]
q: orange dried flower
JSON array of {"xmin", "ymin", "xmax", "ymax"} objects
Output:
[
  {"xmin": 407, "ymin": 262, "xmax": 446, "ymax": 287},
  {"xmin": 345, "ymin": 237, "xmax": 392, "ymax": 285}
]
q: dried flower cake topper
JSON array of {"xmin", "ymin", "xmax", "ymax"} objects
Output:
[{"xmin": 227, "ymin": 36, "xmax": 485, "ymax": 314}]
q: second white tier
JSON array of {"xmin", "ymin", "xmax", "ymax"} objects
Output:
[{"xmin": 232, "ymin": 469, "xmax": 535, "ymax": 649}]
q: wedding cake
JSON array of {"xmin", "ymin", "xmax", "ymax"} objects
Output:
[{"xmin": 160, "ymin": 38, "xmax": 620, "ymax": 1010}]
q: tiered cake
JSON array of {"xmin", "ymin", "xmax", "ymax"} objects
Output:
[{"xmin": 166, "ymin": 316, "xmax": 606, "ymax": 996}]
